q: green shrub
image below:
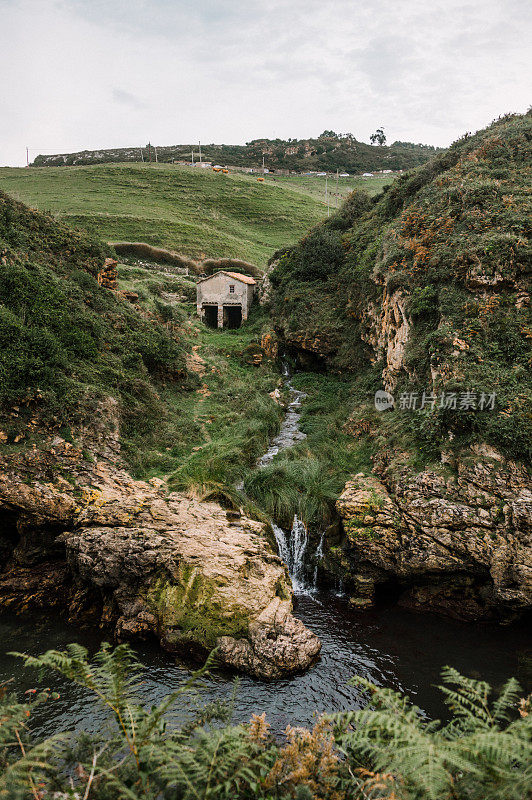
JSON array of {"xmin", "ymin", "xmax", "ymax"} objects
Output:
[{"xmin": 271, "ymin": 228, "xmax": 345, "ymax": 283}]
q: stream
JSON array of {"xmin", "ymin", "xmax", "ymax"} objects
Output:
[
  {"xmin": 256, "ymin": 368, "xmax": 318, "ymax": 593},
  {"xmin": 1, "ymin": 371, "xmax": 530, "ymax": 738}
]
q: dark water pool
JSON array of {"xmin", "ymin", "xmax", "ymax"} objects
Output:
[{"xmin": 1, "ymin": 592, "xmax": 530, "ymax": 740}]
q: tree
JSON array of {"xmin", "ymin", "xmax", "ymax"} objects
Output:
[{"xmin": 370, "ymin": 127, "xmax": 386, "ymax": 146}]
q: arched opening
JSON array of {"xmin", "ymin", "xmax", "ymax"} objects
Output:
[
  {"xmin": 203, "ymin": 305, "xmax": 218, "ymax": 328},
  {"xmin": 223, "ymin": 305, "xmax": 242, "ymax": 329}
]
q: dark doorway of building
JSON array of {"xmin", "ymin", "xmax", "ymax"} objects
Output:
[
  {"xmin": 203, "ymin": 305, "xmax": 218, "ymax": 328},
  {"xmin": 223, "ymin": 305, "xmax": 242, "ymax": 329}
]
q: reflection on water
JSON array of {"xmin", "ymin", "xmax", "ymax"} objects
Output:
[{"xmin": 2, "ymin": 596, "xmax": 530, "ymax": 740}]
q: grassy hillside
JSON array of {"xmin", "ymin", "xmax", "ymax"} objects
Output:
[
  {"xmin": 0, "ymin": 190, "xmax": 188, "ymax": 440},
  {"xmin": 0, "ymin": 190, "xmax": 283, "ymax": 492},
  {"xmin": 268, "ymin": 112, "xmax": 532, "ymax": 476},
  {"xmin": 0, "ymin": 163, "xmax": 326, "ymax": 268}
]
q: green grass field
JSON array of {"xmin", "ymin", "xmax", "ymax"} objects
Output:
[
  {"xmin": 0, "ymin": 163, "xmax": 330, "ymax": 268},
  {"xmin": 261, "ymin": 171, "xmax": 394, "ymax": 204},
  {"xmin": 0, "ymin": 163, "xmax": 394, "ymax": 268}
]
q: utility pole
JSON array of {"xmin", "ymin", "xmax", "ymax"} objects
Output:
[
  {"xmin": 154, "ymin": 146, "xmax": 158, "ymax": 163},
  {"xmin": 140, "ymin": 147, "xmax": 144, "ymax": 162},
  {"xmin": 26, "ymin": 147, "xmax": 29, "ymax": 167},
  {"xmin": 262, "ymin": 155, "xmax": 265, "ymax": 174},
  {"xmin": 335, "ymin": 168, "xmax": 339, "ymax": 208},
  {"xmin": 191, "ymin": 150, "xmax": 195, "ymax": 165},
  {"xmin": 325, "ymin": 174, "xmax": 330, "ymax": 216}
]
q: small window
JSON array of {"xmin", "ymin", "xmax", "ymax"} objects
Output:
[{"xmin": 229, "ymin": 285, "xmax": 235, "ymax": 293}]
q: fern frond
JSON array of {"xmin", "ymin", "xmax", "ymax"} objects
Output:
[
  {"xmin": 438, "ymin": 666, "xmax": 494, "ymax": 729},
  {"xmin": 491, "ymin": 676, "xmax": 523, "ymax": 725}
]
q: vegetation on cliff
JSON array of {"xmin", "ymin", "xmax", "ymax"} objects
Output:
[
  {"xmin": 1, "ymin": 642, "xmax": 530, "ymax": 799},
  {"xmin": 269, "ymin": 112, "xmax": 532, "ymax": 466}
]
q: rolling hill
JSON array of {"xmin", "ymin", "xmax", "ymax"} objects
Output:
[{"xmin": 0, "ymin": 163, "xmax": 329, "ymax": 268}]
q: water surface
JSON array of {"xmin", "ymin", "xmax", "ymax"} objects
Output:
[{"xmin": 2, "ymin": 597, "xmax": 529, "ymax": 740}]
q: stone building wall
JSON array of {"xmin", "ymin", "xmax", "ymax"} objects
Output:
[{"xmin": 196, "ymin": 272, "xmax": 255, "ymax": 327}]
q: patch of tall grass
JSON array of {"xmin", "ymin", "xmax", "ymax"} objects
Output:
[
  {"xmin": 242, "ymin": 370, "xmax": 381, "ymax": 528},
  {"xmin": 169, "ymin": 395, "xmax": 280, "ymax": 492},
  {"xmin": 244, "ymin": 456, "xmax": 340, "ymax": 529}
]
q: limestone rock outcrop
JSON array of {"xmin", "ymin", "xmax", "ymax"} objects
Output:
[
  {"xmin": 361, "ymin": 289, "xmax": 411, "ymax": 393},
  {"xmin": 218, "ymin": 596, "xmax": 321, "ymax": 678},
  {"xmin": 329, "ymin": 452, "xmax": 531, "ymax": 621},
  {"xmin": 0, "ymin": 412, "xmax": 320, "ymax": 679}
]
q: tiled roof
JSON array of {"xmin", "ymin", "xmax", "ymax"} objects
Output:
[
  {"xmin": 198, "ymin": 271, "xmax": 256, "ymax": 285},
  {"xmin": 223, "ymin": 271, "xmax": 256, "ymax": 285}
]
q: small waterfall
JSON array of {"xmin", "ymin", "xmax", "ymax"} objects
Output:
[
  {"xmin": 313, "ymin": 532, "xmax": 325, "ymax": 589},
  {"xmin": 272, "ymin": 515, "xmax": 310, "ymax": 593},
  {"xmin": 272, "ymin": 522, "xmax": 290, "ymax": 566},
  {"xmin": 290, "ymin": 515, "xmax": 309, "ymax": 591}
]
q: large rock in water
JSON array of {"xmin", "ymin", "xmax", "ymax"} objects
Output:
[
  {"xmin": 0, "ymin": 417, "xmax": 320, "ymax": 679},
  {"xmin": 331, "ymin": 450, "xmax": 531, "ymax": 621}
]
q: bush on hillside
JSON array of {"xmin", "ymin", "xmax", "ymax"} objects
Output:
[
  {"xmin": 271, "ymin": 228, "xmax": 345, "ymax": 284},
  {"xmin": 0, "ymin": 191, "xmax": 187, "ymax": 436}
]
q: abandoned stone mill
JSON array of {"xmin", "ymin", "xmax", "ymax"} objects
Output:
[{"xmin": 196, "ymin": 270, "xmax": 256, "ymax": 328}]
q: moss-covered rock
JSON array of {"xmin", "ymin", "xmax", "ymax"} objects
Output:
[{"xmin": 147, "ymin": 570, "xmax": 250, "ymax": 651}]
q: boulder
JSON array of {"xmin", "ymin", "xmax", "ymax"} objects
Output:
[{"xmin": 0, "ymin": 410, "xmax": 321, "ymax": 679}]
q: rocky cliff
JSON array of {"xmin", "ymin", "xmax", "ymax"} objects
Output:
[
  {"xmin": 329, "ymin": 451, "xmax": 531, "ymax": 621},
  {"xmin": 268, "ymin": 111, "xmax": 532, "ymax": 620}
]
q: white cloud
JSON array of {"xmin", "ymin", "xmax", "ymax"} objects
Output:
[{"xmin": 0, "ymin": 0, "xmax": 530, "ymax": 165}]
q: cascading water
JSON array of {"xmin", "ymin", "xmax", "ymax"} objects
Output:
[
  {"xmin": 256, "ymin": 385, "xmax": 306, "ymax": 466},
  {"xmin": 256, "ymin": 360, "xmax": 326, "ymax": 594},
  {"xmin": 313, "ymin": 532, "xmax": 325, "ymax": 589},
  {"xmin": 272, "ymin": 515, "xmax": 311, "ymax": 593},
  {"xmin": 271, "ymin": 522, "xmax": 290, "ymax": 566},
  {"xmin": 290, "ymin": 516, "xmax": 309, "ymax": 588}
]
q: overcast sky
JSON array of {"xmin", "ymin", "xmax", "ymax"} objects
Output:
[{"xmin": 1, "ymin": 0, "xmax": 530, "ymax": 166}]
